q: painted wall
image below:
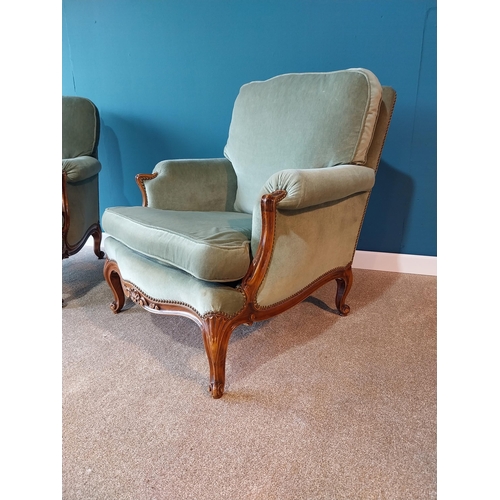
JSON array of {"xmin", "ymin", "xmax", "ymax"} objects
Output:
[{"xmin": 62, "ymin": 0, "xmax": 436, "ymax": 256}]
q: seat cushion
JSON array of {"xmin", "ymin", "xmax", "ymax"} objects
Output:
[
  {"xmin": 102, "ymin": 207, "xmax": 253, "ymax": 282},
  {"xmin": 224, "ymin": 68, "xmax": 383, "ymax": 213}
]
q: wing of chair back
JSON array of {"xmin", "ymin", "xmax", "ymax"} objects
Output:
[
  {"xmin": 102, "ymin": 69, "xmax": 396, "ymax": 398},
  {"xmin": 62, "ymin": 96, "xmax": 104, "ymax": 260}
]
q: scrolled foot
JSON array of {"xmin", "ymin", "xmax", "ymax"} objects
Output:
[
  {"xmin": 110, "ymin": 300, "xmax": 122, "ymax": 314},
  {"xmin": 338, "ymin": 304, "xmax": 350, "ymax": 316},
  {"xmin": 209, "ymin": 381, "xmax": 225, "ymax": 399}
]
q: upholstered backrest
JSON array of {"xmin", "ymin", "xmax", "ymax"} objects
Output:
[
  {"xmin": 62, "ymin": 96, "xmax": 100, "ymax": 160},
  {"xmin": 224, "ymin": 69, "xmax": 383, "ymax": 214}
]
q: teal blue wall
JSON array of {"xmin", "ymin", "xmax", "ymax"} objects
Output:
[{"xmin": 62, "ymin": 0, "xmax": 436, "ymax": 256}]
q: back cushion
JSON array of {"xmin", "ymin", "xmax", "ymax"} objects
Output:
[
  {"xmin": 62, "ymin": 96, "xmax": 99, "ymax": 159},
  {"xmin": 224, "ymin": 68, "xmax": 382, "ymax": 213}
]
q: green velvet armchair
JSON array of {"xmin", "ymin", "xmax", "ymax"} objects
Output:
[
  {"xmin": 102, "ymin": 69, "xmax": 396, "ymax": 398},
  {"xmin": 62, "ymin": 96, "xmax": 104, "ymax": 260}
]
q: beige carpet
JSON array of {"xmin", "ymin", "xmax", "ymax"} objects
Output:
[{"xmin": 62, "ymin": 246, "xmax": 436, "ymax": 500}]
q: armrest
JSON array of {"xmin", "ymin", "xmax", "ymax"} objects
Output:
[
  {"xmin": 137, "ymin": 158, "xmax": 237, "ymax": 211},
  {"xmin": 260, "ymin": 164, "xmax": 375, "ymax": 210},
  {"xmin": 246, "ymin": 179, "xmax": 373, "ymax": 308},
  {"xmin": 250, "ymin": 164, "xmax": 375, "ymax": 258},
  {"xmin": 62, "ymin": 156, "xmax": 101, "ymax": 182}
]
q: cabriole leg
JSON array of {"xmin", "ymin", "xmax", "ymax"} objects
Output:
[
  {"xmin": 103, "ymin": 260, "xmax": 126, "ymax": 313},
  {"xmin": 92, "ymin": 227, "xmax": 105, "ymax": 259},
  {"xmin": 335, "ymin": 266, "xmax": 353, "ymax": 316},
  {"xmin": 200, "ymin": 315, "xmax": 237, "ymax": 399}
]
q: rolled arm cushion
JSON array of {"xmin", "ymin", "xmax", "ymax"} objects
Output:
[
  {"xmin": 62, "ymin": 156, "xmax": 101, "ymax": 182},
  {"xmin": 261, "ymin": 164, "xmax": 375, "ymax": 210},
  {"xmin": 250, "ymin": 164, "xmax": 374, "ymax": 256},
  {"xmin": 143, "ymin": 158, "xmax": 237, "ymax": 212}
]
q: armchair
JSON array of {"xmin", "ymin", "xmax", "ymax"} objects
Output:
[
  {"xmin": 102, "ymin": 69, "xmax": 396, "ymax": 398},
  {"xmin": 62, "ymin": 96, "xmax": 104, "ymax": 260}
]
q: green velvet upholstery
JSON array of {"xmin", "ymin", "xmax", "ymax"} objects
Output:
[
  {"xmin": 144, "ymin": 158, "xmax": 238, "ymax": 212},
  {"xmin": 62, "ymin": 96, "xmax": 100, "ymax": 159},
  {"xmin": 104, "ymin": 69, "xmax": 393, "ymax": 303},
  {"xmin": 64, "ymin": 175, "xmax": 101, "ymax": 248},
  {"xmin": 261, "ymin": 164, "xmax": 375, "ymax": 210},
  {"xmin": 249, "ymin": 164, "xmax": 375, "ymax": 256},
  {"xmin": 102, "ymin": 70, "xmax": 396, "ymax": 399},
  {"xmin": 62, "ymin": 96, "xmax": 103, "ymax": 258},
  {"xmin": 224, "ymin": 69, "xmax": 382, "ymax": 214},
  {"xmin": 105, "ymin": 237, "xmax": 246, "ymax": 318},
  {"xmin": 255, "ymin": 192, "xmax": 370, "ymax": 307},
  {"xmin": 103, "ymin": 207, "xmax": 252, "ymax": 282},
  {"xmin": 62, "ymin": 156, "xmax": 102, "ymax": 183}
]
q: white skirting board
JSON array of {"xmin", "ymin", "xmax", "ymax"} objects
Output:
[
  {"xmin": 92, "ymin": 234, "xmax": 437, "ymax": 277},
  {"xmin": 352, "ymin": 250, "xmax": 437, "ymax": 276}
]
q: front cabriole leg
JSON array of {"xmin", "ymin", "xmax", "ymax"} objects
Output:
[
  {"xmin": 103, "ymin": 259, "xmax": 126, "ymax": 313},
  {"xmin": 335, "ymin": 266, "xmax": 353, "ymax": 316},
  {"xmin": 201, "ymin": 314, "xmax": 238, "ymax": 399}
]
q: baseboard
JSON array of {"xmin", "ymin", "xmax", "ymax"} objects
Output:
[
  {"xmin": 352, "ymin": 250, "xmax": 437, "ymax": 276},
  {"xmin": 92, "ymin": 234, "xmax": 436, "ymax": 277}
]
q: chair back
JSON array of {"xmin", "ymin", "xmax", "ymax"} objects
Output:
[
  {"xmin": 62, "ymin": 96, "xmax": 100, "ymax": 160},
  {"xmin": 224, "ymin": 69, "xmax": 383, "ymax": 213}
]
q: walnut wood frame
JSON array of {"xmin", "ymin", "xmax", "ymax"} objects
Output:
[
  {"xmin": 62, "ymin": 171, "xmax": 104, "ymax": 260},
  {"xmin": 103, "ymin": 180, "xmax": 353, "ymax": 399}
]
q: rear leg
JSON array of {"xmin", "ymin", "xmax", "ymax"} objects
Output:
[
  {"xmin": 91, "ymin": 225, "xmax": 105, "ymax": 259},
  {"xmin": 335, "ymin": 266, "xmax": 353, "ymax": 316}
]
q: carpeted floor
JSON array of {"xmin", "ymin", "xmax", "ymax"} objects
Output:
[{"xmin": 62, "ymin": 246, "xmax": 436, "ymax": 500}]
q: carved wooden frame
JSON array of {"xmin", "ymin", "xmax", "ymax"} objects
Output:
[
  {"xmin": 103, "ymin": 182, "xmax": 353, "ymax": 398},
  {"xmin": 62, "ymin": 171, "xmax": 104, "ymax": 260}
]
